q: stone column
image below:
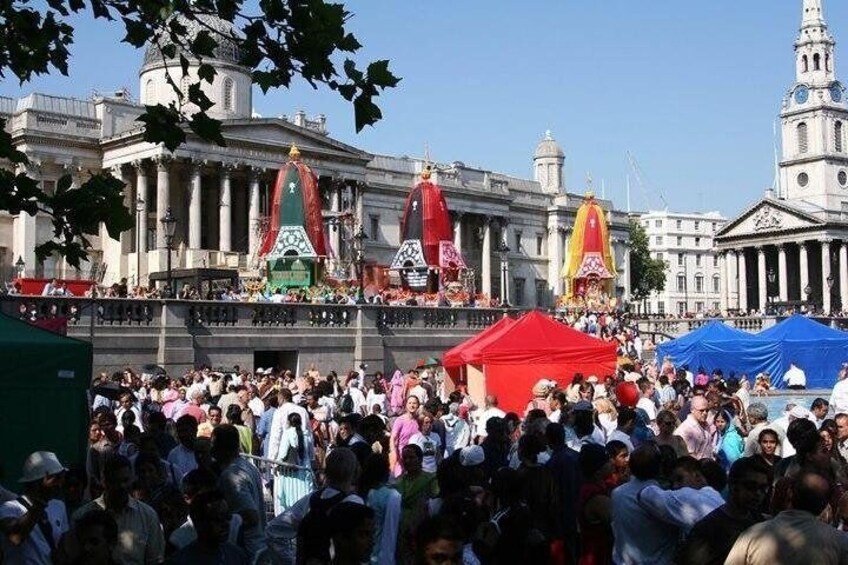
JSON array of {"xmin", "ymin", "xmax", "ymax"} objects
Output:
[
  {"xmin": 800, "ymin": 241, "xmax": 810, "ymax": 302},
  {"xmin": 135, "ymin": 161, "xmax": 149, "ymax": 254},
  {"xmin": 481, "ymin": 216, "xmax": 492, "ymax": 297},
  {"xmin": 840, "ymin": 241, "xmax": 848, "ymax": 313},
  {"xmin": 718, "ymin": 252, "xmax": 728, "ymax": 312},
  {"xmin": 778, "ymin": 244, "xmax": 789, "ymax": 302},
  {"xmin": 453, "ymin": 212, "xmax": 463, "ymax": 251},
  {"xmin": 547, "ymin": 221, "xmax": 563, "ymax": 299},
  {"xmin": 622, "ymin": 244, "xmax": 631, "ymax": 301},
  {"xmin": 822, "ymin": 239, "xmax": 832, "ymax": 314},
  {"xmin": 219, "ymin": 164, "xmax": 232, "ymax": 252},
  {"xmin": 757, "ymin": 247, "xmax": 767, "ymax": 312},
  {"xmin": 738, "ymin": 249, "xmax": 748, "ymax": 312},
  {"xmin": 188, "ymin": 163, "xmax": 202, "ymax": 249},
  {"xmin": 248, "ymin": 167, "xmax": 262, "ymax": 260},
  {"xmin": 155, "ymin": 157, "xmax": 170, "ymax": 248},
  {"xmin": 101, "ymin": 165, "xmax": 126, "ymax": 283},
  {"xmin": 330, "ymin": 185, "xmax": 342, "ymax": 264},
  {"xmin": 12, "ymin": 162, "xmax": 39, "ymax": 275}
]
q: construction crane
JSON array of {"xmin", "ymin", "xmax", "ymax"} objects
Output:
[{"xmin": 626, "ymin": 151, "xmax": 669, "ymax": 211}]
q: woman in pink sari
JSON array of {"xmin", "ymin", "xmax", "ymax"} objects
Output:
[
  {"xmin": 389, "ymin": 369, "xmax": 406, "ymax": 416},
  {"xmin": 390, "ymin": 395, "xmax": 421, "ymax": 477}
]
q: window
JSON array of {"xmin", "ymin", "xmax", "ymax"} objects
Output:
[
  {"xmin": 536, "ymin": 235, "xmax": 544, "ymax": 256},
  {"xmin": 798, "ymin": 122, "xmax": 809, "ymax": 153},
  {"xmin": 655, "ymin": 236, "xmax": 663, "ymax": 245},
  {"xmin": 513, "ymin": 277, "xmax": 525, "ymax": 306},
  {"xmin": 695, "ymin": 237, "xmax": 701, "ymax": 247},
  {"xmin": 677, "ymin": 253, "xmax": 684, "ymax": 266},
  {"xmin": 657, "ymin": 302, "xmax": 666, "ymax": 316},
  {"xmin": 814, "ymin": 53, "xmax": 821, "ymax": 71},
  {"xmin": 514, "ymin": 231, "xmax": 522, "ymax": 252},
  {"xmin": 695, "ymin": 254, "xmax": 702, "ymax": 267},
  {"xmin": 677, "ymin": 302, "xmax": 686, "ymax": 316},
  {"xmin": 677, "ymin": 275, "xmax": 686, "ymax": 292},
  {"xmin": 802, "ymin": 55, "xmax": 809, "ymax": 73},
  {"xmin": 676, "ymin": 236, "xmax": 683, "ymax": 246},
  {"xmin": 695, "ymin": 301, "xmax": 704, "ymax": 313},
  {"xmin": 712, "ymin": 222, "xmax": 717, "ymax": 233},
  {"xmin": 713, "ymin": 301, "xmax": 721, "ymax": 311},
  {"xmin": 713, "ymin": 276, "xmax": 720, "ymax": 293},
  {"xmin": 676, "ymin": 219, "xmax": 682, "ymax": 230},
  {"xmin": 656, "ymin": 252, "xmax": 664, "ymax": 262},
  {"xmin": 369, "ymin": 215, "xmax": 380, "ymax": 242},
  {"xmin": 713, "ymin": 255, "xmax": 719, "ymax": 268},
  {"xmin": 694, "ymin": 221, "xmax": 700, "ymax": 231},
  {"xmin": 655, "ymin": 219, "xmax": 663, "ymax": 228},
  {"xmin": 180, "ymin": 76, "xmax": 191, "ymax": 100},
  {"xmin": 695, "ymin": 275, "xmax": 704, "ymax": 293},
  {"xmin": 145, "ymin": 79, "xmax": 155, "ymax": 104},
  {"xmin": 836, "ymin": 121, "xmax": 844, "ymax": 153},
  {"xmin": 223, "ymin": 77, "xmax": 234, "ymax": 111}
]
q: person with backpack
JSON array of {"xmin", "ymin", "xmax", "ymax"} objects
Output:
[{"xmin": 266, "ymin": 448, "xmax": 363, "ymax": 564}]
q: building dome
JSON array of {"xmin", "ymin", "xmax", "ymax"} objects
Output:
[
  {"xmin": 534, "ymin": 130, "xmax": 565, "ymax": 159},
  {"xmin": 141, "ymin": 14, "xmax": 244, "ymax": 70},
  {"xmin": 139, "ymin": 13, "xmax": 252, "ymax": 120}
]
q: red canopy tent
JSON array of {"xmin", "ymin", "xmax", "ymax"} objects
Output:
[
  {"xmin": 450, "ymin": 311, "xmax": 617, "ymax": 414},
  {"xmin": 443, "ymin": 316, "xmax": 516, "ymax": 369}
]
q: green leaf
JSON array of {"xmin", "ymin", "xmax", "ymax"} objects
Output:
[
  {"xmin": 367, "ymin": 60, "xmax": 401, "ymax": 88},
  {"xmin": 136, "ymin": 104, "xmax": 186, "ymax": 152},
  {"xmin": 191, "ymin": 29, "xmax": 217, "ymax": 58},
  {"xmin": 122, "ymin": 18, "xmax": 151, "ymax": 47},
  {"xmin": 188, "ymin": 112, "xmax": 226, "ymax": 147},
  {"xmin": 198, "ymin": 62, "xmax": 217, "ymax": 83}
]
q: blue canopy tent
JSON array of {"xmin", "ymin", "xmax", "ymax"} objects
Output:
[
  {"xmin": 655, "ymin": 321, "xmax": 781, "ymax": 380},
  {"xmin": 754, "ymin": 315, "xmax": 848, "ymax": 390}
]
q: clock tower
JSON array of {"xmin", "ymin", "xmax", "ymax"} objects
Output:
[{"xmin": 780, "ymin": 0, "xmax": 848, "ymax": 208}]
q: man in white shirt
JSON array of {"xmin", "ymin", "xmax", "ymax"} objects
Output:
[
  {"xmin": 0, "ymin": 451, "xmax": 69, "ymax": 564},
  {"xmin": 829, "ymin": 364, "xmax": 848, "ymax": 414},
  {"xmin": 267, "ymin": 388, "xmax": 310, "ymax": 462},
  {"xmin": 782, "ymin": 362, "xmax": 807, "ymax": 390},
  {"xmin": 636, "ymin": 377, "xmax": 658, "ymax": 422},
  {"xmin": 474, "ymin": 395, "xmax": 505, "ymax": 441}
]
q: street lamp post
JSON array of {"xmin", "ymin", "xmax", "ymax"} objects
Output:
[
  {"xmin": 14, "ymin": 256, "xmax": 25, "ymax": 279},
  {"xmin": 160, "ymin": 207, "xmax": 177, "ymax": 298},
  {"xmin": 498, "ymin": 240, "xmax": 510, "ymax": 307},
  {"xmin": 135, "ymin": 197, "xmax": 145, "ymax": 286},
  {"xmin": 767, "ymin": 268, "xmax": 776, "ymax": 315},
  {"xmin": 352, "ymin": 224, "xmax": 367, "ymax": 303},
  {"xmin": 827, "ymin": 274, "xmax": 835, "ymax": 314}
]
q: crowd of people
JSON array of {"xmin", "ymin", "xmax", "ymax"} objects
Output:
[{"xmin": 8, "ymin": 349, "xmax": 848, "ymax": 563}]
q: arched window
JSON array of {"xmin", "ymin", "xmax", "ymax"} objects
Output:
[
  {"xmin": 798, "ymin": 122, "xmax": 809, "ymax": 153},
  {"xmin": 836, "ymin": 121, "xmax": 844, "ymax": 153},
  {"xmin": 814, "ymin": 53, "xmax": 822, "ymax": 71},
  {"xmin": 180, "ymin": 76, "xmax": 191, "ymax": 100},
  {"xmin": 803, "ymin": 55, "xmax": 809, "ymax": 73},
  {"xmin": 145, "ymin": 79, "xmax": 155, "ymax": 103},
  {"xmin": 223, "ymin": 77, "xmax": 234, "ymax": 111}
]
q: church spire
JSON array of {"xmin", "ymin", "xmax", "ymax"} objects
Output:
[{"xmin": 796, "ymin": 0, "xmax": 835, "ymax": 84}]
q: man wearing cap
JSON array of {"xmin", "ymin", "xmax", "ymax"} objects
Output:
[{"xmin": 0, "ymin": 451, "xmax": 69, "ymax": 564}]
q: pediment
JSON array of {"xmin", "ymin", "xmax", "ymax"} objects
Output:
[
  {"xmin": 716, "ymin": 198, "xmax": 824, "ymax": 239},
  {"xmin": 219, "ymin": 119, "xmax": 370, "ymax": 162}
]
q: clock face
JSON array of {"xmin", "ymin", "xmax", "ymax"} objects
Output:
[
  {"xmin": 795, "ymin": 86, "xmax": 810, "ymax": 104},
  {"xmin": 831, "ymin": 83, "xmax": 844, "ymax": 103}
]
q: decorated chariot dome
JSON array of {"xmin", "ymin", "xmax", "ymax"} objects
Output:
[
  {"xmin": 390, "ymin": 166, "xmax": 466, "ymax": 291},
  {"xmin": 561, "ymin": 192, "xmax": 617, "ymax": 305},
  {"xmin": 258, "ymin": 145, "xmax": 327, "ymax": 289}
]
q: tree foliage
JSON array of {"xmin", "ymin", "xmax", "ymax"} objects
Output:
[
  {"xmin": 0, "ymin": 0, "xmax": 400, "ymax": 267},
  {"xmin": 628, "ymin": 218, "xmax": 667, "ymax": 302}
]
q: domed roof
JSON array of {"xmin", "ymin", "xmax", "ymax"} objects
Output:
[
  {"xmin": 534, "ymin": 130, "xmax": 564, "ymax": 159},
  {"xmin": 142, "ymin": 14, "xmax": 244, "ymax": 70}
]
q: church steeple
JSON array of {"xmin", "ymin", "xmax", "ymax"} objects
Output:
[{"xmin": 796, "ymin": 0, "xmax": 835, "ymax": 85}]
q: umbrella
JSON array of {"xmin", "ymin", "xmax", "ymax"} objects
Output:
[
  {"xmin": 417, "ymin": 357, "xmax": 441, "ymax": 368},
  {"xmin": 91, "ymin": 382, "xmax": 134, "ymax": 401}
]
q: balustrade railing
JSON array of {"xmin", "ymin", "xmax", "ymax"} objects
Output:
[{"xmin": 0, "ymin": 296, "xmax": 509, "ymax": 334}]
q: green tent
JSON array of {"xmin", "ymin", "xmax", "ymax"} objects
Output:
[{"xmin": 0, "ymin": 313, "xmax": 91, "ymax": 487}]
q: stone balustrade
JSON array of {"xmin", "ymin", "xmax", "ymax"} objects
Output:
[
  {"xmin": 634, "ymin": 315, "xmax": 848, "ymax": 340},
  {"xmin": 0, "ymin": 296, "xmax": 513, "ymax": 375}
]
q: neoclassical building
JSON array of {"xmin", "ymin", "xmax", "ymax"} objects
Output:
[
  {"xmin": 716, "ymin": 0, "xmax": 848, "ymax": 314},
  {"xmin": 0, "ymin": 16, "xmax": 631, "ymax": 307}
]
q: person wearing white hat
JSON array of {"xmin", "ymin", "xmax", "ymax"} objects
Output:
[{"xmin": 0, "ymin": 451, "xmax": 69, "ymax": 563}]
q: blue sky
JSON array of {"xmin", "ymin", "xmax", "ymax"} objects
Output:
[{"xmin": 0, "ymin": 0, "xmax": 841, "ymax": 217}]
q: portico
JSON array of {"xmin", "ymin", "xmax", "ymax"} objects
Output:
[{"xmin": 715, "ymin": 198, "xmax": 848, "ymax": 314}]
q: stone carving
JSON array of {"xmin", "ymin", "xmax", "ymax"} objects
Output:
[{"xmin": 752, "ymin": 206, "xmax": 784, "ymax": 232}]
